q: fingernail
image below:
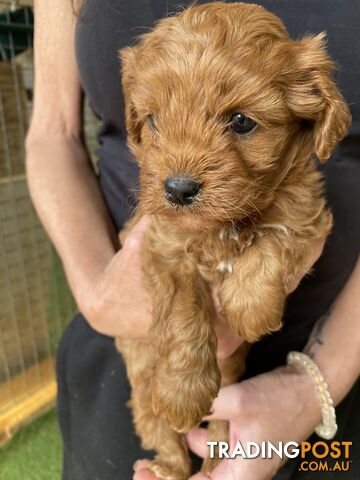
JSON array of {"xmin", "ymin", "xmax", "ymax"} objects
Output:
[{"xmin": 133, "ymin": 460, "xmax": 140, "ymax": 471}]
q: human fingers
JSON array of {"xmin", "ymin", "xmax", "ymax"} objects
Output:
[
  {"xmin": 133, "ymin": 459, "xmax": 159, "ymax": 480},
  {"xmin": 185, "ymin": 427, "xmax": 209, "ymax": 459},
  {"xmin": 203, "ymin": 384, "xmax": 244, "ymax": 421}
]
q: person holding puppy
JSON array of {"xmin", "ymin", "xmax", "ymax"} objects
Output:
[{"xmin": 27, "ymin": 1, "xmax": 360, "ymax": 479}]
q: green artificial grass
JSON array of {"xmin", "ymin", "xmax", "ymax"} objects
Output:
[{"xmin": 0, "ymin": 410, "xmax": 62, "ymax": 480}]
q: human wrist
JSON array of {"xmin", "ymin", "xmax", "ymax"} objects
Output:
[
  {"xmin": 67, "ymin": 251, "xmax": 114, "ymax": 318},
  {"xmin": 303, "ymin": 321, "xmax": 355, "ymax": 408},
  {"xmin": 282, "ymin": 363, "xmax": 322, "ymax": 433},
  {"xmin": 288, "ymin": 352, "xmax": 338, "ymax": 439},
  {"xmin": 306, "ymin": 347, "xmax": 353, "ymax": 408}
]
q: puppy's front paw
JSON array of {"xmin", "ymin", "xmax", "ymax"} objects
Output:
[{"xmin": 152, "ymin": 367, "xmax": 221, "ymax": 432}]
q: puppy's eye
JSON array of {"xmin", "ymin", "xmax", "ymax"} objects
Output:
[
  {"xmin": 228, "ymin": 113, "xmax": 257, "ymax": 134},
  {"xmin": 147, "ymin": 115, "xmax": 158, "ymax": 135}
]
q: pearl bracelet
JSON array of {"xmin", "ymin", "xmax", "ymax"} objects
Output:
[{"xmin": 287, "ymin": 351, "xmax": 338, "ymax": 440}]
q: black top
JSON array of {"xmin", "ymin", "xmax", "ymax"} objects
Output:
[{"xmin": 75, "ymin": 0, "xmax": 360, "ymax": 371}]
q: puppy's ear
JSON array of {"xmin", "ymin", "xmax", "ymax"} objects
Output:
[
  {"xmin": 286, "ymin": 34, "xmax": 351, "ymax": 162},
  {"xmin": 119, "ymin": 46, "xmax": 142, "ymax": 144}
]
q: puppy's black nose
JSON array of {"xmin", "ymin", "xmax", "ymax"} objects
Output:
[{"xmin": 164, "ymin": 176, "xmax": 200, "ymax": 206}]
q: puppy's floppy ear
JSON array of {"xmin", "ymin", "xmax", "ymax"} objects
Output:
[
  {"xmin": 285, "ymin": 33, "xmax": 351, "ymax": 162},
  {"xmin": 119, "ymin": 46, "xmax": 142, "ymax": 144}
]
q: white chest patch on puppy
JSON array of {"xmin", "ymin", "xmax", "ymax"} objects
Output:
[
  {"xmin": 217, "ymin": 260, "xmax": 233, "ymax": 273},
  {"xmin": 219, "ymin": 225, "xmax": 239, "ymax": 241}
]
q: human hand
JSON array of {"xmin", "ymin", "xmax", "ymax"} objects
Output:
[
  {"xmin": 134, "ymin": 366, "xmax": 321, "ymax": 480},
  {"xmin": 186, "ymin": 366, "xmax": 321, "ymax": 479},
  {"xmin": 80, "ymin": 214, "xmax": 236, "ymax": 343},
  {"xmin": 79, "ymin": 215, "xmax": 244, "ymax": 343},
  {"xmin": 81, "ymin": 215, "xmax": 153, "ymax": 339}
]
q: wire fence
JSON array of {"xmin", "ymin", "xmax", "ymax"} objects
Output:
[{"xmin": 0, "ymin": 0, "xmax": 100, "ymax": 445}]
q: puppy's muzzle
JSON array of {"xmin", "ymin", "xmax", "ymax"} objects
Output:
[{"xmin": 164, "ymin": 175, "xmax": 200, "ymax": 206}]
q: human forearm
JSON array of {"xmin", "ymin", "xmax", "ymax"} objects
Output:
[
  {"xmin": 304, "ymin": 256, "xmax": 360, "ymax": 405},
  {"xmin": 29, "ymin": 0, "xmax": 155, "ymax": 338},
  {"xmin": 26, "ymin": 135, "xmax": 118, "ymax": 306}
]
